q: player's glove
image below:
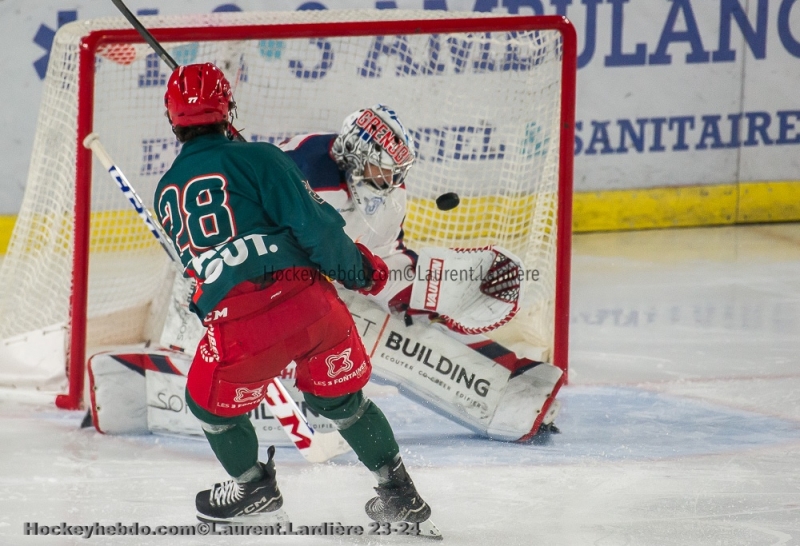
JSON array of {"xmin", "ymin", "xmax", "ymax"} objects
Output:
[{"xmin": 355, "ymin": 243, "xmax": 389, "ymax": 296}]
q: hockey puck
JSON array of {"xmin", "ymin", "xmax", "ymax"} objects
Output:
[{"xmin": 435, "ymin": 192, "xmax": 460, "ymax": 211}]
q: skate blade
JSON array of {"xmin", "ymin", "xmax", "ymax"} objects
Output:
[
  {"xmin": 197, "ymin": 507, "xmax": 290, "ymax": 527},
  {"xmin": 415, "ymin": 519, "xmax": 443, "ymax": 540}
]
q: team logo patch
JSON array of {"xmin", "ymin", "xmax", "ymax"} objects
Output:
[
  {"xmin": 302, "ymin": 179, "xmax": 325, "ymax": 204},
  {"xmin": 325, "ymin": 348, "xmax": 354, "ymax": 378},
  {"xmin": 234, "ymin": 385, "xmax": 265, "ymax": 404},
  {"xmin": 364, "ymin": 196, "xmax": 384, "ymax": 215}
]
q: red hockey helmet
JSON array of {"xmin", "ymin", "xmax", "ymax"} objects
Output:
[{"xmin": 164, "ymin": 63, "xmax": 233, "ymax": 127}]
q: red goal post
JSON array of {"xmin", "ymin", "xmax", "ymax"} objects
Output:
[{"xmin": 0, "ymin": 10, "xmax": 576, "ymax": 410}]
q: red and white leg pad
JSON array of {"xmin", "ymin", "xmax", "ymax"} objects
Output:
[
  {"xmin": 88, "ymin": 349, "xmax": 342, "ymax": 444},
  {"xmin": 88, "ymin": 350, "xmax": 186, "ymax": 434},
  {"xmin": 488, "ymin": 363, "xmax": 565, "ymax": 441}
]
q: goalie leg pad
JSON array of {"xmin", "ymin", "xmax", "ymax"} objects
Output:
[
  {"xmin": 88, "ymin": 350, "xmax": 187, "ymax": 434},
  {"xmin": 487, "ymin": 362, "xmax": 565, "ymax": 441},
  {"xmin": 88, "ymin": 352, "xmax": 148, "ymax": 435},
  {"xmin": 347, "ymin": 293, "xmax": 561, "ymax": 441}
]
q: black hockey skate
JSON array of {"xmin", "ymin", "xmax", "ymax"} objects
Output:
[
  {"xmin": 366, "ymin": 457, "xmax": 441, "ymax": 539},
  {"xmin": 196, "ymin": 446, "xmax": 285, "ymax": 525}
]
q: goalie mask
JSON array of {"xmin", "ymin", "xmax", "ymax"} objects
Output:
[
  {"xmin": 331, "ymin": 104, "xmax": 415, "ymax": 197},
  {"xmin": 164, "ymin": 63, "xmax": 235, "ymax": 127}
]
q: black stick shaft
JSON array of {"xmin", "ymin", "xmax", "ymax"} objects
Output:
[
  {"xmin": 110, "ymin": 0, "xmax": 247, "ymax": 143},
  {"xmin": 110, "ymin": 0, "xmax": 178, "ymax": 70}
]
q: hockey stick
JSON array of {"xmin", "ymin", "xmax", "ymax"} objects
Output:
[
  {"xmin": 84, "ymin": 133, "xmax": 180, "ymax": 264},
  {"xmin": 110, "ymin": 0, "xmax": 177, "ymax": 70},
  {"xmin": 83, "ymin": 132, "xmax": 351, "ymax": 463},
  {"xmin": 110, "ymin": 0, "xmax": 247, "ymax": 142}
]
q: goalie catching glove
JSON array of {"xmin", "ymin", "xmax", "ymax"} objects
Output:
[
  {"xmin": 408, "ymin": 246, "xmax": 524, "ymax": 334},
  {"xmin": 355, "ymin": 242, "xmax": 389, "ymax": 296}
]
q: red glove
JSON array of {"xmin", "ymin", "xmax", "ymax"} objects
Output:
[{"xmin": 355, "ymin": 243, "xmax": 389, "ymax": 296}]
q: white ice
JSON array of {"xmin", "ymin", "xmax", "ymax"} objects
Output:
[{"xmin": 1, "ymin": 224, "xmax": 799, "ymax": 545}]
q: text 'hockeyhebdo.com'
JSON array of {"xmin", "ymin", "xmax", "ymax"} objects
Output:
[
  {"xmin": 271, "ymin": 265, "xmax": 541, "ymax": 284},
  {"xmin": 23, "ymin": 521, "xmax": 422, "ymax": 538}
]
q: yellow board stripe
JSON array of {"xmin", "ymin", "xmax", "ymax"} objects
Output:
[
  {"xmin": 0, "ymin": 210, "xmax": 163, "ymax": 257},
  {"xmin": 572, "ymin": 185, "xmax": 739, "ymax": 232},
  {"xmin": 1, "ymin": 180, "xmax": 799, "ymax": 254},
  {"xmin": 0, "ymin": 215, "xmax": 15, "ymax": 255},
  {"xmin": 572, "ymin": 180, "xmax": 800, "ymax": 232},
  {"xmin": 89, "ymin": 210, "xmax": 161, "ymax": 252},
  {"xmin": 737, "ymin": 181, "xmax": 800, "ymax": 223}
]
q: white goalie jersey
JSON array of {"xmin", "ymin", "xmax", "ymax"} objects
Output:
[
  {"xmin": 279, "ymin": 133, "xmax": 415, "ymax": 310},
  {"xmin": 280, "ymin": 131, "xmax": 526, "ymax": 335}
]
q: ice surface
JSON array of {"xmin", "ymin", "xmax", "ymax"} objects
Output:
[{"xmin": 2, "ymin": 224, "xmax": 800, "ymax": 545}]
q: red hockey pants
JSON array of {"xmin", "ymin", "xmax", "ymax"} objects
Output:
[{"xmin": 186, "ymin": 268, "xmax": 371, "ymax": 417}]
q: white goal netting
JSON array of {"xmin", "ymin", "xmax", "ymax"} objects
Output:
[{"xmin": 0, "ymin": 10, "xmax": 572, "ymax": 396}]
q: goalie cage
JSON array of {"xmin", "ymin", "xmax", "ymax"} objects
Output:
[{"xmin": 0, "ymin": 10, "xmax": 576, "ymax": 409}]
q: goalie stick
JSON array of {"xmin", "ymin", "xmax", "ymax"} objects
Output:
[{"xmin": 83, "ymin": 132, "xmax": 350, "ymax": 464}]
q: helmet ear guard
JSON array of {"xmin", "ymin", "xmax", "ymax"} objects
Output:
[{"xmin": 331, "ymin": 104, "xmax": 415, "ymax": 196}]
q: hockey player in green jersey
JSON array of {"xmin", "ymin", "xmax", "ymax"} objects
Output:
[{"xmin": 155, "ymin": 63, "xmax": 436, "ymax": 533}]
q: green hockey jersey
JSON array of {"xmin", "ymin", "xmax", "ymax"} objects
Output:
[{"xmin": 154, "ymin": 134, "xmax": 368, "ymax": 318}]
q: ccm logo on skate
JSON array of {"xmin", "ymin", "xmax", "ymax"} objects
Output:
[
  {"xmin": 237, "ymin": 495, "xmax": 277, "ymax": 516},
  {"xmin": 423, "ymin": 258, "xmax": 444, "ymax": 311},
  {"xmin": 234, "ymin": 386, "xmax": 265, "ymax": 404},
  {"xmin": 325, "ymin": 349, "xmax": 354, "ymax": 378}
]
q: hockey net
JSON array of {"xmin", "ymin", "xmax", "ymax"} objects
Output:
[{"xmin": 0, "ymin": 10, "xmax": 575, "ymax": 408}]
